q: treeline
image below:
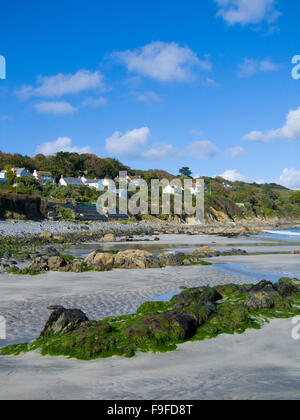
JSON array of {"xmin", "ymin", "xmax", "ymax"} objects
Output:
[
  {"xmin": 0, "ymin": 151, "xmax": 175, "ymax": 182},
  {"xmin": 0, "ymin": 151, "xmax": 130, "ymax": 181}
]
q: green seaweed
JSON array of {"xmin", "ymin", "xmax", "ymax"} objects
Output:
[{"xmin": 2, "ymin": 279, "xmax": 300, "ymax": 360}]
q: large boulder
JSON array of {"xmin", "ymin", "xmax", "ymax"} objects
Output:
[
  {"xmin": 85, "ymin": 252, "xmax": 115, "ymax": 269},
  {"xmin": 40, "ymin": 306, "xmax": 89, "ymax": 337},
  {"xmin": 47, "ymin": 256, "xmax": 67, "ymax": 271},
  {"xmin": 113, "ymin": 250, "xmax": 161, "ymax": 269}
]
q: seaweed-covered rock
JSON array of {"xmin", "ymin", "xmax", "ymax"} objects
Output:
[
  {"xmin": 40, "ymin": 306, "xmax": 89, "ymax": 337},
  {"xmin": 126, "ymin": 311, "xmax": 198, "ymax": 341},
  {"xmin": 274, "ymin": 278, "xmax": 300, "ymax": 297},
  {"xmin": 180, "ymin": 300, "xmax": 217, "ymax": 325},
  {"xmin": 214, "ymin": 284, "xmax": 240, "ymax": 296},
  {"xmin": 221, "ymin": 248, "xmax": 248, "ymax": 256},
  {"xmin": 245, "ymin": 292, "xmax": 274, "ymax": 311},
  {"xmin": 171, "ymin": 286, "xmax": 222, "ymax": 306},
  {"xmin": 211, "ymin": 304, "xmax": 250, "ymax": 333},
  {"xmin": 158, "ymin": 252, "xmax": 183, "ymax": 267}
]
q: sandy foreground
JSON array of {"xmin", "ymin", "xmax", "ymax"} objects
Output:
[
  {"xmin": 1, "ymin": 318, "xmax": 300, "ymax": 400},
  {"xmin": 0, "ymin": 233, "xmax": 300, "ymax": 400}
]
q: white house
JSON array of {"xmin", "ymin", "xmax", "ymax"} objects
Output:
[
  {"xmin": 13, "ymin": 168, "xmax": 32, "ymax": 178},
  {"xmin": 0, "ymin": 170, "xmax": 6, "ymax": 183},
  {"xmin": 33, "ymin": 170, "xmax": 54, "ymax": 185},
  {"xmin": 163, "ymin": 185, "xmax": 183, "ymax": 196},
  {"xmin": 59, "ymin": 176, "xmax": 84, "ymax": 188},
  {"xmin": 81, "ymin": 177, "xmax": 101, "ymax": 190}
]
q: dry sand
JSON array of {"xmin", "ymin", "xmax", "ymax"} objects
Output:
[{"xmin": 0, "ymin": 319, "xmax": 299, "ymax": 400}]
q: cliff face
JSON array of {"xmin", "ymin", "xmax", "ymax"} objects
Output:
[{"xmin": 0, "ymin": 193, "xmax": 46, "ymax": 220}]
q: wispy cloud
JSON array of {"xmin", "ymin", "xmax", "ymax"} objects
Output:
[
  {"xmin": 225, "ymin": 146, "xmax": 247, "ymax": 158},
  {"xmin": 113, "ymin": 41, "xmax": 212, "ymax": 82},
  {"xmin": 35, "ymin": 101, "xmax": 77, "ymax": 115},
  {"xmin": 137, "ymin": 91, "xmax": 162, "ymax": 103},
  {"xmin": 36, "ymin": 137, "xmax": 92, "ymax": 155},
  {"xmin": 82, "ymin": 96, "xmax": 108, "ymax": 108},
  {"xmin": 238, "ymin": 57, "xmax": 279, "ymax": 77},
  {"xmin": 215, "ymin": 0, "xmax": 281, "ymax": 26},
  {"xmin": 16, "ymin": 70, "xmax": 105, "ymax": 100}
]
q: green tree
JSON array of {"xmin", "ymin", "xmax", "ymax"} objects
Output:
[
  {"xmin": 5, "ymin": 165, "xmax": 16, "ymax": 185},
  {"xmin": 179, "ymin": 167, "xmax": 192, "ymax": 177}
]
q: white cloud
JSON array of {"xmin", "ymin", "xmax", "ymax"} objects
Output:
[
  {"xmin": 141, "ymin": 144, "xmax": 176, "ymax": 160},
  {"xmin": 104, "ymin": 126, "xmax": 218, "ymax": 161},
  {"xmin": 215, "ymin": 0, "xmax": 280, "ymax": 26},
  {"xmin": 35, "ymin": 101, "xmax": 77, "ymax": 115},
  {"xmin": 219, "ymin": 169, "xmax": 265, "ymax": 183},
  {"xmin": 225, "ymin": 146, "xmax": 247, "ymax": 158},
  {"xmin": 16, "ymin": 70, "xmax": 105, "ymax": 99},
  {"xmin": 220, "ymin": 169, "xmax": 248, "ymax": 182},
  {"xmin": 279, "ymin": 168, "xmax": 300, "ymax": 190},
  {"xmin": 82, "ymin": 96, "xmax": 108, "ymax": 107},
  {"xmin": 238, "ymin": 57, "xmax": 279, "ymax": 77},
  {"xmin": 186, "ymin": 140, "xmax": 218, "ymax": 159},
  {"xmin": 35, "ymin": 137, "xmax": 92, "ymax": 155},
  {"xmin": 113, "ymin": 41, "xmax": 211, "ymax": 82},
  {"xmin": 243, "ymin": 106, "xmax": 300, "ymax": 143},
  {"xmin": 137, "ymin": 91, "xmax": 162, "ymax": 103},
  {"xmin": 105, "ymin": 127, "xmax": 151, "ymax": 159}
]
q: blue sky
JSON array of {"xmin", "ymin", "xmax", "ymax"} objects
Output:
[{"xmin": 1, "ymin": 0, "xmax": 300, "ymax": 188}]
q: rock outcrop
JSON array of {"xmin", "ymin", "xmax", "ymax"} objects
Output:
[{"xmin": 40, "ymin": 306, "xmax": 89, "ymax": 337}]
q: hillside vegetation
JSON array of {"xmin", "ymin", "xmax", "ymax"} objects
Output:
[{"xmin": 0, "ymin": 151, "xmax": 299, "ymax": 221}]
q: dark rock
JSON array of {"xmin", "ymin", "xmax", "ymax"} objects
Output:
[
  {"xmin": 142, "ymin": 311, "xmax": 198, "ymax": 339},
  {"xmin": 171, "ymin": 287, "xmax": 222, "ymax": 306},
  {"xmin": 40, "ymin": 307, "xmax": 89, "ymax": 337}
]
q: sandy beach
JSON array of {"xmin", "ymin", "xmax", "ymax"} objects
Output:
[{"xmin": 0, "ymin": 231, "xmax": 300, "ymax": 400}]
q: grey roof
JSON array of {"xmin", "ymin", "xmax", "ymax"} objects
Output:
[{"xmin": 62, "ymin": 177, "xmax": 84, "ymax": 186}]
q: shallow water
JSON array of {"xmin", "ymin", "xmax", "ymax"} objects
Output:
[
  {"xmin": 214, "ymin": 263, "xmax": 297, "ymax": 283},
  {"xmin": 251, "ymin": 228, "xmax": 300, "ymax": 243}
]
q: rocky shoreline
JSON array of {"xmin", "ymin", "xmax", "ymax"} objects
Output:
[{"xmin": 0, "ymin": 218, "xmax": 300, "ymax": 240}]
